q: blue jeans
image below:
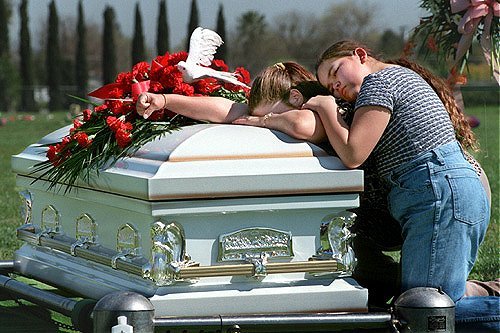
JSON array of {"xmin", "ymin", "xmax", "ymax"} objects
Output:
[{"xmin": 386, "ymin": 141, "xmax": 498, "ymax": 331}]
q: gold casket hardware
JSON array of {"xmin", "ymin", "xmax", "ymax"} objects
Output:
[{"xmin": 17, "ymin": 226, "xmax": 339, "ymax": 283}]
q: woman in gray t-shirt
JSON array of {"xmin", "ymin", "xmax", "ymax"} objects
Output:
[{"xmin": 308, "ymin": 40, "xmax": 496, "ymax": 332}]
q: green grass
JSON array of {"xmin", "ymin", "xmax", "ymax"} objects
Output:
[{"xmin": 0, "ymin": 112, "xmax": 72, "ymax": 259}]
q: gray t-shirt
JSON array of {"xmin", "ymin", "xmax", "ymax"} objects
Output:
[{"xmin": 354, "ymin": 66, "xmax": 455, "ymax": 176}]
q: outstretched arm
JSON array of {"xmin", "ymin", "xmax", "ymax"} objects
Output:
[
  {"xmin": 232, "ymin": 109, "xmax": 327, "ymax": 144},
  {"xmin": 136, "ymin": 92, "xmax": 249, "ymax": 123}
]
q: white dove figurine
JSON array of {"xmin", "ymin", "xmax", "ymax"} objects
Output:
[{"xmin": 176, "ymin": 27, "xmax": 250, "ymax": 88}]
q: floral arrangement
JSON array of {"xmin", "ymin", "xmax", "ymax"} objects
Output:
[
  {"xmin": 409, "ymin": 0, "xmax": 499, "ymax": 82},
  {"xmin": 34, "ymin": 51, "xmax": 250, "ymax": 190}
]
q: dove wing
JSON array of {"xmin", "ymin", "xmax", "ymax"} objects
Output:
[{"xmin": 186, "ymin": 27, "xmax": 223, "ymax": 67}]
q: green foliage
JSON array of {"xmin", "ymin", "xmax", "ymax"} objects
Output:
[
  {"xmin": 216, "ymin": 4, "xmax": 227, "ymax": 62},
  {"xmin": 156, "ymin": 0, "xmax": 169, "ymax": 55},
  {"xmin": 0, "ymin": 55, "xmax": 21, "ymax": 112},
  {"xmin": 132, "ymin": 3, "xmax": 146, "ymax": 66},
  {"xmin": 0, "ymin": 0, "xmax": 11, "ymax": 57},
  {"xmin": 19, "ymin": 0, "xmax": 36, "ymax": 112},
  {"xmin": 47, "ymin": 0, "xmax": 63, "ymax": 111},
  {"xmin": 102, "ymin": 6, "xmax": 117, "ymax": 84},
  {"xmin": 75, "ymin": 0, "xmax": 88, "ymax": 103},
  {"xmin": 185, "ymin": 0, "xmax": 199, "ymax": 51}
]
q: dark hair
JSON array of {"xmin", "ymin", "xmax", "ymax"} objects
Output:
[{"xmin": 316, "ymin": 40, "xmax": 478, "ymax": 151}]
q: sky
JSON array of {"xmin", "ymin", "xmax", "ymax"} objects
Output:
[{"xmin": 8, "ymin": 0, "xmax": 427, "ymax": 51}]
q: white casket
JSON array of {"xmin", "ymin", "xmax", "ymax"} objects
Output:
[{"xmin": 11, "ymin": 123, "xmax": 366, "ymax": 317}]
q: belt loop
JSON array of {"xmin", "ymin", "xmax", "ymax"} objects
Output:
[{"xmin": 432, "ymin": 147, "xmax": 445, "ymax": 165}]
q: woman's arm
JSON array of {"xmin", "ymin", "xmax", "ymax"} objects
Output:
[
  {"xmin": 302, "ymin": 95, "xmax": 390, "ymax": 168},
  {"xmin": 232, "ymin": 109, "xmax": 327, "ymax": 144},
  {"xmin": 136, "ymin": 92, "xmax": 249, "ymax": 123}
]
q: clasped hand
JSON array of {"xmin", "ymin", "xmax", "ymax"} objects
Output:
[{"xmin": 136, "ymin": 92, "xmax": 164, "ymax": 119}]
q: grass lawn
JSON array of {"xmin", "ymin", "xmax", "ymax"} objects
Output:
[{"xmin": 0, "ymin": 106, "xmax": 497, "ymax": 331}]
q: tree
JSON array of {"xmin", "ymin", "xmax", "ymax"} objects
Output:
[
  {"xmin": 19, "ymin": 0, "xmax": 36, "ymax": 111},
  {"xmin": 377, "ymin": 29, "xmax": 405, "ymax": 58},
  {"xmin": 47, "ymin": 0, "xmax": 63, "ymax": 111},
  {"xmin": 0, "ymin": 0, "xmax": 10, "ymax": 56},
  {"xmin": 156, "ymin": 0, "xmax": 169, "ymax": 55},
  {"xmin": 215, "ymin": 4, "xmax": 227, "ymax": 62},
  {"xmin": 185, "ymin": 0, "xmax": 199, "ymax": 51},
  {"xmin": 75, "ymin": 0, "xmax": 88, "ymax": 102},
  {"xmin": 230, "ymin": 11, "xmax": 284, "ymax": 75},
  {"xmin": 132, "ymin": 2, "xmax": 146, "ymax": 65},
  {"xmin": 274, "ymin": 11, "xmax": 322, "ymax": 68},
  {"xmin": 0, "ymin": 0, "xmax": 19, "ymax": 112},
  {"xmin": 318, "ymin": 2, "xmax": 379, "ymax": 46},
  {"xmin": 102, "ymin": 6, "xmax": 117, "ymax": 84}
]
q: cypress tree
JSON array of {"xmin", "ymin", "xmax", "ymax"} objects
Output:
[
  {"xmin": 132, "ymin": 2, "xmax": 146, "ymax": 65},
  {"xmin": 0, "ymin": 0, "xmax": 16, "ymax": 111},
  {"xmin": 156, "ymin": 0, "xmax": 169, "ymax": 55},
  {"xmin": 47, "ymin": 0, "xmax": 62, "ymax": 111},
  {"xmin": 102, "ymin": 6, "xmax": 117, "ymax": 84},
  {"xmin": 19, "ymin": 0, "xmax": 36, "ymax": 111},
  {"xmin": 0, "ymin": 0, "xmax": 10, "ymax": 56},
  {"xmin": 75, "ymin": 0, "xmax": 88, "ymax": 102},
  {"xmin": 215, "ymin": 4, "xmax": 227, "ymax": 62},
  {"xmin": 185, "ymin": 0, "xmax": 199, "ymax": 51}
]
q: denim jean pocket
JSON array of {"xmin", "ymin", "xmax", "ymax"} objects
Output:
[
  {"xmin": 446, "ymin": 171, "xmax": 487, "ymax": 225},
  {"xmin": 392, "ymin": 163, "xmax": 432, "ymax": 193}
]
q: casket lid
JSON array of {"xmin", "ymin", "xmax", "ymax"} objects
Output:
[{"xmin": 12, "ymin": 124, "xmax": 363, "ymax": 200}]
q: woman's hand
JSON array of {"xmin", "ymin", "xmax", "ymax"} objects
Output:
[
  {"xmin": 136, "ymin": 92, "xmax": 166, "ymax": 119},
  {"xmin": 233, "ymin": 110, "xmax": 326, "ymax": 143},
  {"xmin": 301, "ymin": 95, "xmax": 338, "ymax": 115},
  {"xmin": 232, "ymin": 115, "xmax": 267, "ymax": 127}
]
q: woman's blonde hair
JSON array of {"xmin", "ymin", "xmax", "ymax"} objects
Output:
[
  {"xmin": 316, "ymin": 40, "xmax": 478, "ymax": 151},
  {"xmin": 248, "ymin": 62, "xmax": 329, "ymax": 113}
]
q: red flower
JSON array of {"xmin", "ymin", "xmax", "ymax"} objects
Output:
[
  {"xmin": 132, "ymin": 61, "xmax": 150, "ymax": 81},
  {"xmin": 115, "ymin": 72, "xmax": 134, "ymax": 86},
  {"xmin": 115, "ymin": 128, "xmax": 132, "ymax": 148},
  {"xmin": 148, "ymin": 80, "xmax": 164, "ymax": 93},
  {"xmin": 426, "ymin": 36, "xmax": 438, "ymax": 53},
  {"xmin": 94, "ymin": 104, "xmax": 109, "ymax": 113},
  {"xmin": 106, "ymin": 116, "xmax": 121, "ymax": 132},
  {"xmin": 234, "ymin": 67, "xmax": 251, "ymax": 85},
  {"xmin": 167, "ymin": 52, "xmax": 188, "ymax": 66},
  {"xmin": 74, "ymin": 132, "xmax": 92, "ymax": 148},
  {"xmin": 193, "ymin": 78, "xmax": 220, "ymax": 94},
  {"xmin": 212, "ymin": 59, "xmax": 229, "ymax": 72},
  {"xmin": 173, "ymin": 82, "xmax": 195, "ymax": 96},
  {"xmin": 83, "ymin": 108, "xmax": 92, "ymax": 121},
  {"xmin": 47, "ymin": 145, "xmax": 60, "ymax": 166}
]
